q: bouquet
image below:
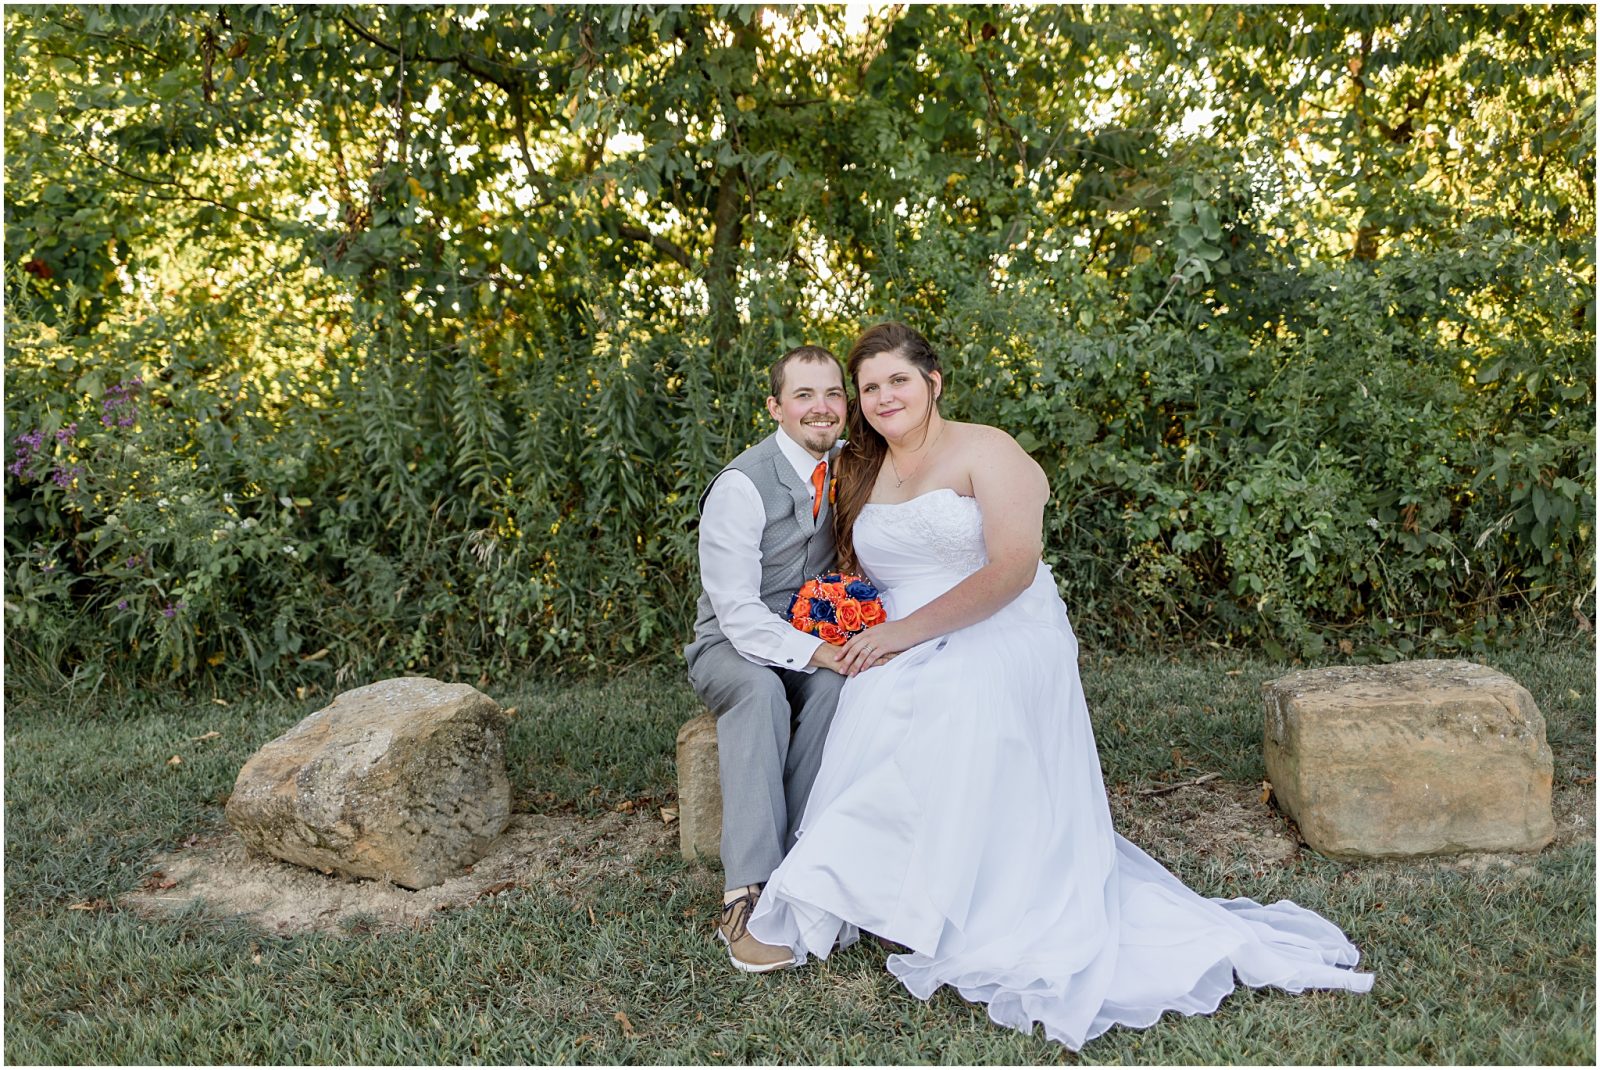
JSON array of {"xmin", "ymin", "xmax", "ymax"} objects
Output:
[{"xmin": 785, "ymin": 573, "xmax": 886, "ymax": 646}]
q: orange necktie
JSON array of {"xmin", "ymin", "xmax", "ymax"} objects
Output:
[{"xmin": 810, "ymin": 460, "xmax": 827, "ymax": 519}]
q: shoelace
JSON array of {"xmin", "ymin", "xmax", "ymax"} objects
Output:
[{"xmin": 720, "ymin": 886, "xmax": 761, "ymax": 942}]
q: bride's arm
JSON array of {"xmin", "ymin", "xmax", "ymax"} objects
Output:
[{"xmin": 836, "ymin": 426, "xmax": 1048, "ymax": 675}]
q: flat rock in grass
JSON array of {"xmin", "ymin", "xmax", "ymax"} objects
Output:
[
  {"xmin": 226, "ymin": 677, "xmax": 511, "ymax": 889},
  {"xmin": 676, "ymin": 713, "xmax": 721, "ymax": 861},
  {"xmin": 1262, "ymin": 659, "xmax": 1555, "ymax": 859}
]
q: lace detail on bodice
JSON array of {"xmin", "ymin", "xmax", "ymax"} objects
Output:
[{"xmin": 857, "ymin": 489, "xmax": 988, "ymax": 582}]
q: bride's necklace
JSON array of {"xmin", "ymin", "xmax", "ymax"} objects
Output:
[{"xmin": 887, "ymin": 423, "xmax": 947, "ymax": 489}]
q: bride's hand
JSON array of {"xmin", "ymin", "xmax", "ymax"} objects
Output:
[{"xmin": 838, "ymin": 621, "xmax": 916, "ymax": 676}]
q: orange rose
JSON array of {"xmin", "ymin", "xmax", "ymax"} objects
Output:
[
  {"xmin": 859, "ymin": 600, "xmax": 886, "ymax": 626},
  {"xmin": 817, "ymin": 622, "xmax": 846, "ymax": 645},
  {"xmin": 790, "ymin": 614, "xmax": 812, "ymax": 633},
  {"xmin": 822, "ymin": 582, "xmax": 848, "ymax": 604},
  {"xmin": 836, "ymin": 599, "xmax": 863, "ymax": 632}
]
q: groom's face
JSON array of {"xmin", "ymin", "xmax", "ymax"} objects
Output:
[{"xmin": 767, "ymin": 358, "xmax": 847, "ymax": 458}]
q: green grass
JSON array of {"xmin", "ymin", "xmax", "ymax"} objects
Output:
[{"xmin": 6, "ymin": 639, "xmax": 1595, "ymax": 1064}]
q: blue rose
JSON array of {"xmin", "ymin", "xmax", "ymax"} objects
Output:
[
  {"xmin": 808, "ymin": 598, "xmax": 836, "ymax": 624},
  {"xmin": 845, "ymin": 580, "xmax": 878, "ymax": 600},
  {"xmin": 821, "ymin": 572, "xmax": 842, "ymax": 584}
]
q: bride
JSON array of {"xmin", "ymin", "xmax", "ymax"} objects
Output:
[{"xmin": 746, "ymin": 322, "xmax": 1373, "ymax": 1049}]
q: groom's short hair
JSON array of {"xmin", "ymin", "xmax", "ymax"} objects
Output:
[{"xmin": 768, "ymin": 345, "xmax": 842, "ymax": 399}]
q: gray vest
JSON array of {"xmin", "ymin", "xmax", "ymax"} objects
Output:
[{"xmin": 685, "ymin": 433, "xmax": 837, "ymax": 668}]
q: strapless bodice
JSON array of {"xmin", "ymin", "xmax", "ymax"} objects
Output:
[
  {"xmin": 856, "ymin": 488, "xmax": 988, "ymax": 589},
  {"xmin": 854, "ymin": 488, "xmax": 1062, "ymax": 624}
]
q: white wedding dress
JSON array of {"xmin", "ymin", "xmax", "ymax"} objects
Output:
[{"xmin": 747, "ymin": 489, "xmax": 1373, "ymax": 1049}]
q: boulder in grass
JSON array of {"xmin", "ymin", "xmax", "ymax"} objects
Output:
[
  {"xmin": 226, "ymin": 677, "xmax": 512, "ymax": 889},
  {"xmin": 1262, "ymin": 659, "xmax": 1555, "ymax": 859},
  {"xmin": 676, "ymin": 713, "xmax": 722, "ymax": 862}
]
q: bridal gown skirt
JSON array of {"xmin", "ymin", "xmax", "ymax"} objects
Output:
[{"xmin": 746, "ymin": 491, "xmax": 1372, "ymax": 1050}]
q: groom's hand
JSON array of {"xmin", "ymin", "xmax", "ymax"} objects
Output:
[{"xmin": 807, "ymin": 641, "xmax": 845, "ymax": 673}]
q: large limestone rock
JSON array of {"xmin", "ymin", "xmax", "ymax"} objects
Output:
[
  {"xmin": 1262, "ymin": 659, "xmax": 1555, "ymax": 859},
  {"xmin": 226, "ymin": 677, "xmax": 512, "ymax": 889},
  {"xmin": 676, "ymin": 713, "xmax": 722, "ymax": 861}
]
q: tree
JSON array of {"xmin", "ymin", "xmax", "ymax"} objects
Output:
[{"xmin": 4, "ymin": 4, "xmax": 1592, "ymax": 685}]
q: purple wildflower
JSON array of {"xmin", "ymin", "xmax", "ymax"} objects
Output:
[
  {"xmin": 55, "ymin": 422, "xmax": 77, "ymax": 443},
  {"xmin": 125, "ymin": 554, "xmax": 143, "ymax": 568},
  {"xmin": 40, "ymin": 561, "xmax": 55, "ymax": 573},
  {"xmin": 161, "ymin": 600, "xmax": 184, "ymax": 619},
  {"xmin": 49, "ymin": 464, "xmax": 80, "ymax": 489},
  {"xmin": 8, "ymin": 429, "xmax": 45, "ymax": 480},
  {"xmin": 116, "ymin": 599, "xmax": 129, "ymax": 611},
  {"xmin": 100, "ymin": 379, "xmax": 141, "ymax": 428}
]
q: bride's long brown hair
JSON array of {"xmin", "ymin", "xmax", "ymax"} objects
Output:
[{"xmin": 834, "ymin": 322, "xmax": 944, "ymax": 573}]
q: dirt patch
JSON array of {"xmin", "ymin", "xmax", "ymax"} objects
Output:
[
  {"xmin": 1550, "ymin": 776, "xmax": 1595, "ymax": 848},
  {"xmin": 1108, "ymin": 771, "xmax": 1595, "ymax": 874},
  {"xmin": 1110, "ymin": 778, "xmax": 1302, "ymax": 870},
  {"xmin": 122, "ymin": 773, "xmax": 1592, "ymax": 938},
  {"xmin": 123, "ymin": 810, "xmax": 682, "ymax": 936}
]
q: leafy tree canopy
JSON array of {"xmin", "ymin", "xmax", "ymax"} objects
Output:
[{"xmin": 4, "ymin": 4, "xmax": 1593, "ymax": 686}]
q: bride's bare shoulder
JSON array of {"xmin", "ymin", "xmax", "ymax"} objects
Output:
[
  {"xmin": 950, "ymin": 422, "xmax": 1047, "ymax": 491},
  {"xmin": 951, "ymin": 422, "xmax": 1038, "ymax": 460}
]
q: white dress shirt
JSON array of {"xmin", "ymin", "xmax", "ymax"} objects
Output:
[{"xmin": 699, "ymin": 428, "xmax": 829, "ymax": 671}]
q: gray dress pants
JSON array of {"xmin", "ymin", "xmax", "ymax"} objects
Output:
[{"xmin": 686, "ymin": 639, "xmax": 846, "ymax": 890}]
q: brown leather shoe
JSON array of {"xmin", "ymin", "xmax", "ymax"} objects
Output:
[{"xmin": 715, "ymin": 885, "xmax": 795, "ymax": 973}]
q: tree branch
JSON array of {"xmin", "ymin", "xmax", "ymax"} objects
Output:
[
  {"xmin": 75, "ymin": 147, "xmax": 275, "ymax": 224},
  {"xmin": 509, "ymin": 93, "xmax": 556, "ymax": 210},
  {"xmin": 338, "ymin": 12, "xmax": 522, "ymax": 98},
  {"xmin": 617, "ymin": 224, "xmax": 694, "ymax": 271},
  {"xmin": 855, "ymin": 4, "xmax": 905, "ymax": 88},
  {"xmin": 970, "ymin": 24, "xmax": 1028, "ymax": 173}
]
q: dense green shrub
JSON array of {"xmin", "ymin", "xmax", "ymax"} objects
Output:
[{"xmin": 4, "ymin": 5, "xmax": 1592, "ymax": 691}]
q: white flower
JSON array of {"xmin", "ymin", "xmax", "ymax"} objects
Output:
[
  {"xmin": 1365, "ymin": 517, "xmax": 1381, "ymax": 531},
  {"xmin": 156, "ymin": 497, "xmax": 170, "ymax": 508}
]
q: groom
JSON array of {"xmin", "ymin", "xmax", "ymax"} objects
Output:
[{"xmin": 683, "ymin": 344, "xmax": 849, "ymax": 973}]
